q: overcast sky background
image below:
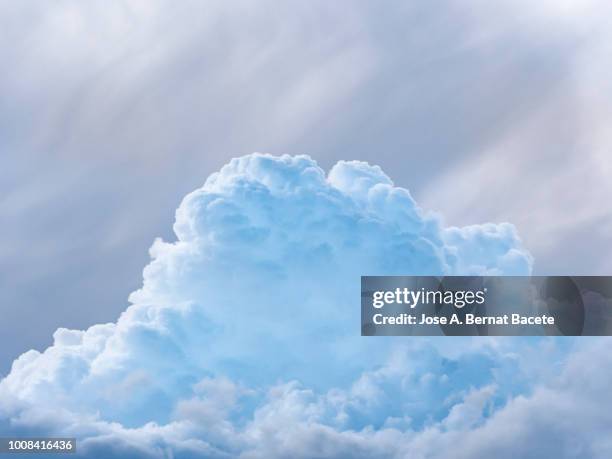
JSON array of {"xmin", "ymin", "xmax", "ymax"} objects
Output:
[{"xmin": 1, "ymin": 0, "xmax": 611, "ymax": 375}]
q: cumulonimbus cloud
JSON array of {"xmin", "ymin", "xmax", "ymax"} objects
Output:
[{"xmin": 0, "ymin": 153, "xmax": 545, "ymax": 457}]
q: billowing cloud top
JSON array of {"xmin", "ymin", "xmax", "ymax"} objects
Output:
[{"xmin": 0, "ymin": 154, "xmax": 556, "ymax": 458}]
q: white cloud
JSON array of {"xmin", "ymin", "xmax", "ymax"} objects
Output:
[{"xmin": 0, "ymin": 153, "xmax": 538, "ymax": 457}]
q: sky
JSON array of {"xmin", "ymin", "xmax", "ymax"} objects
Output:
[
  {"xmin": 2, "ymin": 0, "xmax": 612, "ymax": 373},
  {"xmin": 0, "ymin": 1, "xmax": 611, "ymax": 456}
]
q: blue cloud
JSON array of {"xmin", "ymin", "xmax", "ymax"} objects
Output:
[{"xmin": 2, "ymin": 153, "xmax": 586, "ymax": 459}]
